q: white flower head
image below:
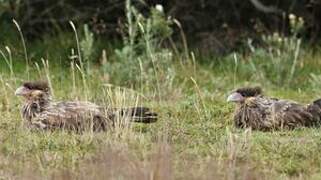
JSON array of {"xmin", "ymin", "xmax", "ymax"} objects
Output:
[
  {"xmin": 155, "ymin": 4, "xmax": 164, "ymax": 12},
  {"xmin": 289, "ymin": 13, "xmax": 296, "ymax": 20},
  {"xmin": 278, "ymin": 37, "xmax": 282, "ymax": 43}
]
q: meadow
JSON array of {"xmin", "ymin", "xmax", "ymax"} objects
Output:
[{"xmin": 2, "ymin": 8, "xmax": 321, "ymax": 180}]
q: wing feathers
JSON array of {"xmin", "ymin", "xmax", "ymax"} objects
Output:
[
  {"xmin": 29, "ymin": 101, "xmax": 157, "ymax": 131},
  {"xmin": 234, "ymin": 96, "xmax": 321, "ymax": 131}
]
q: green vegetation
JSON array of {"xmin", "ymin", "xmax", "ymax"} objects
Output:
[{"xmin": 2, "ymin": 4, "xmax": 321, "ymax": 180}]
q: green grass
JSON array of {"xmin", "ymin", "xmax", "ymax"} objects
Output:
[{"xmin": 2, "ymin": 31, "xmax": 321, "ymax": 179}]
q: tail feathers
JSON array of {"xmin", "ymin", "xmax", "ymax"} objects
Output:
[
  {"xmin": 313, "ymin": 99, "xmax": 321, "ymax": 107},
  {"xmin": 120, "ymin": 107, "xmax": 158, "ymax": 123},
  {"xmin": 307, "ymin": 98, "xmax": 321, "ymax": 126}
]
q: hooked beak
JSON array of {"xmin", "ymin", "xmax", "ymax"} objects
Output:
[
  {"xmin": 227, "ymin": 92, "xmax": 244, "ymax": 102},
  {"xmin": 15, "ymin": 86, "xmax": 29, "ymax": 96}
]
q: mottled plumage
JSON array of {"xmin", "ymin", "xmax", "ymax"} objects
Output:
[
  {"xmin": 15, "ymin": 81, "xmax": 157, "ymax": 131},
  {"xmin": 227, "ymin": 87, "xmax": 321, "ymax": 131}
]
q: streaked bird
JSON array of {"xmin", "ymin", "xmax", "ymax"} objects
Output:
[
  {"xmin": 227, "ymin": 87, "xmax": 321, "ymax": 131},
  {"xmin": 15, "ymin": 81, "xmax": 157, "ymax": 131}
]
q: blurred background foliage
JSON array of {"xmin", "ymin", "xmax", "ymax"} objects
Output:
[{"xmin": 0, "ymin": 0, "xmax": 320, "ymax": 55}]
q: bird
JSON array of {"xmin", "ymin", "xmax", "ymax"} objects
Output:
[
  {"xmin": 227, "ymin": 87, "xmax": 321, "ymax": 131},
  {"xmin": 15, "ymin": 81, "xmax": 157, "ymax": 132}
]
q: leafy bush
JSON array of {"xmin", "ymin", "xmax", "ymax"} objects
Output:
[
  {"xmin": 103, "ymin": 1, "xmax": 174, "ymax": 88},
  {"xmin": 80, "ymin": 24, "xmax": 94, "ymax": 66},
  {"xmin": 231, "ymin": 13, "xmax": 304, "ymax": 87}
]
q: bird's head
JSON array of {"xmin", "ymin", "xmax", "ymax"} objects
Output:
[
  {"xmin": 15, "ymin": 81, "xmax": 51, "ymax": 101},
  {"xmin": 227, "ymin": 87, "xmax": 262, "ymax": 103}
]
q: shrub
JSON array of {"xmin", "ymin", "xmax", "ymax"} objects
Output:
[
  {"xmin": 103, "ymin": 0, "xmax": 174, "ymax": 89},
  {"xmin": 231, "ymin": 13, "xmax": 304, "ymax": 87}
]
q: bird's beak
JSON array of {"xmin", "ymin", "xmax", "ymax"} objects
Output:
[
  {"xmin": 15, "ymin": 86, "xmax": 29, "ymax": 96},
  {"xmin": 227, "ymin": 92, "xmax": 244, "ymax": 102}
]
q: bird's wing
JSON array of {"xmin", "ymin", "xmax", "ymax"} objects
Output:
[
  {"xmin": 55, "ymin": 101, "xmax": 101, "ymax": 114},
  {"xmin": 269, "ymin": 99, "xmax": 313, "ymax": 129},
  {"xmin": 307, "ymin": 99, "xmax": 321, "ymax": 126},
  {"xmin": 248, "ymin": 96, "xmax": 277, "ymax": 130},
  {"xmin": 32, "ymin": 101, "xmax": 109, "ymax": 131}
]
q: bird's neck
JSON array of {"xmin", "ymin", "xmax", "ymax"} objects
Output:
[
  {"xmin": 21, "ymin": 98, "xmax": 51, "ymax": 121},
  {"xmin": 234, "ymin": 103, "xmax": 251, "ymax": 127}
]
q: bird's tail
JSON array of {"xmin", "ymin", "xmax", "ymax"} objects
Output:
[
  {"xmin": 118, "ymin": 107, "xmax": 158, "ymax": 123},
  {"xmin": 307, "ymin": 99, "xmax": 321, "ymax": 126}
]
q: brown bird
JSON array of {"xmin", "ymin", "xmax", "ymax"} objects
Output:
[
  {"xmin": 227, "ymin": 87, "xmax": 321, "ymax": 131},
  {"xmin": 15, "ymin": 81, "xmax": 157, "ymax": 131}
]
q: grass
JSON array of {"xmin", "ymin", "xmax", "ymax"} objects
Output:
[
  {"xmin": 2, "ymin": 18, "xmax": 321, "ymax": 179},
  {"xmin": 2, "ymin": 50, "xmax": 321, "ymax": 180}
]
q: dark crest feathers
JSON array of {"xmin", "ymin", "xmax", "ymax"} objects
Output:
[
  {"xmin": 236, "ymin": 86, "xmax": 262, "ymax": 97},
  {"xmin": 23, "ymin": 81, "xmax": 50, "ymax": 92}
]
